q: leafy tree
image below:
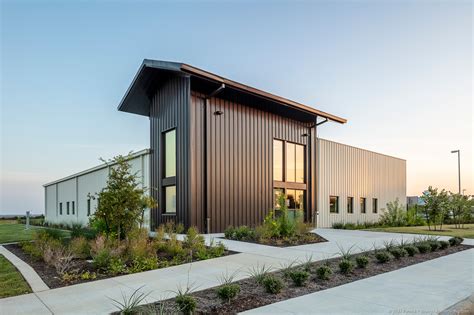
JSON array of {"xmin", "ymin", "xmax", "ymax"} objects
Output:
[
  {"xmin": 448, "ymin": 193, "xmax": 473, "ymax": 228},
  {"xmin": 90, "ymin": 154, "xmax": 156, "ymax": 239},
  {"xmin": 420, "ymin": 186, "xmax": 448, "ymax": 231}
]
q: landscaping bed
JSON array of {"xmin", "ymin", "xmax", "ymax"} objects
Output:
[
  {"xmin": 222, "ymin": 230, "xmax": 326, "ymax": 247},
  {"xmin": 5, "ymin": 226, "xmax": 233, "ymax": 289},
  {"xmin": 129, "ymin": 237, "xmax": 470, "ymax": 314}
]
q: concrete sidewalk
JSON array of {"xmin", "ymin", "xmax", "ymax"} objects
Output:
[
  {"xmin": 243, "ymin": 248, "xmax": 474, "ymax": 315},
  {"xmin": 0, "ymin": 229, "xmax": 468, "ymax": 314}
]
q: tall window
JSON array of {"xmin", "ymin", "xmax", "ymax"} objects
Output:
[
  {"xmin": 59, "ymin": 202, "xmax": 63, "ymax": 215},
  {"xmin": 273, "ymin": 140, "xmax": 283, "ymax": 181},
  {"xmin": 163, "ymin": 129, "xmax": 176, "ymax": 214},
  {"xmin": 66, "ymin": 202, "xmax": 70, "ymax": 215},
  {"xmin": 360, "ymin": 197, "xmax": 366, "ymax": 214},
  {"xmin": 72, "ymin": 201, "xmax": 75, "ymax": 215},
  {"xmin": 330, "ymin": 196, "xmax": 339, "ymax": 213},
  {"xmin": 372, "ymin": 198, "xmax": 378, "ymax": 214},
  {"xmin": 347, "ymin": 197, "xmax": 354, "ymax": 214},
  {"xmin": 286, "ymin": 142, "xmax": 305, "ymax": 183},
  {"xmin": 287, "ymin": 189, "xmax": 304, "ymax": 210},
  {"xmin": 87, "ymin": 199, "xmax": 91, "ymax": 216}
]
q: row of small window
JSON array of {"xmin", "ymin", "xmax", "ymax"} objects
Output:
[
  {"xmin": 329, "ymin": 196, "xmax": 378, "ymax": 214},
  {"xmin": 58, "ymin": 199, "xmax": 93, "ymax": 216}
]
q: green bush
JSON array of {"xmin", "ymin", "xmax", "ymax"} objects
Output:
[
  {"xmin": 262, "ymin": 275, "xmax": 284, "ymax": 294},
  {"xmin": 316, "ymin": 265, "xmax": 332, "ymax": 280},
  {"xmin": 128, "ymin": 256, "xmax": 158, "ymax": 273},
  {"xmin": 415, "ymin": 242, "xmax": 431, "ymax": 254},
  {"xmin": 439, "ymin": 240, "xmax": 449, "ymax": 249},
  {"xmin": 379, "ymin": 199, "xmax": 407, "ymax": 227},
  {"xmin": 20, "ymin": 241, "xmax": 43, "ymax": 259},
  {"xmin": 339, "ymin": 259, "xmax": 354, "ymax": 274},
  {"xmin": 224, "ymin": 225, "xmax": 255, "ymax": 241},
  {"xmin": 92, "ymin": 248, "xmax": 112, "ymax": 270},
  {"xmin": 70, "ymin": 224, "xmax": 97, "ymax": 240},
  {"xmin": 216, "ymin": 284, "xmax": 240, "ymax": 303},
  {"xmin": 107, "ymin": 257, "xmax": 127, "ymax": 275},
  {"xmin": 175, "ymin": 295, "xmax": 196, "ymax": 314},
  {"xmin": 69, "ymin": 236, "xmax": 91, "ymax": 259},
  {"xmin": 36, "ymin": 228, "xmax": 64, "ymax": 240},
  {"xmin": 449, "ymin": 237, "xmax": 463, "ymax": 246},
  {"xmin": 389, "ymin": 247, "xmax": 408, "ymax": 259},
  {"xmin": 288, "ymin": 270, "xmax": 310, "ymax": 287},
  {"xmin": 332, "ymin": 222, "xmax": 344, "ymax": 229},
  {"xmin": 428, "ymin": 241, "xmax": 440, "ymax": 251},
  {"xmin": 404, "ymin": 245, "xmax": 419, "ymax": 257},
  {"xmin": 375, "ymin": 251, "xmax": 391, "ymax": 263},
  {"xmin": 355, "ymin": 256, "xmax": 369, "ymax": 268}
]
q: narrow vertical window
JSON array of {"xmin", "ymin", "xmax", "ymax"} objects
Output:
[
  {"xmin": 360, "ymin": 197, "xmax": 366, "ymax": 214},
  {"xmin": 273, "ymin": 140, "xmax": 283, "ymax": 181},
  {"xmin": 347, "ymin": 197, "xmax": 354, "ymax": 214},
  {"xmin": 72, "ymin": 201, "xmax": 75, "ymax": 215},
  {"xmin": 165, "ymin": 186, "xmax": 176, "ymax": 213},
  {"xmin": 165, "ymin": 129, "xmax": 176, "ymax": 178},
  {"xmin": 330, "ymin": 196, "xmax": 339, "ymax": 213},
  {"xmin": 87, "ymin": 199, "xmax": 91, "ymax": 216},
  {"xmin": 66, "ymin": 202, "xmax": 70, "ymax": 215},
  {"xmin": 295, "ymin": 144, "xmax": 305, "ymax": 183},
  {"xmin": 286, "ymin": 143, "xmax": 296, "ymax": 182},
  {"xmin": 59, "ymin": 202, "xmax": 63, "ymax": 215},
  {"xmin": 273, "ymin": 188, "xmax": 284, "ymax": 209},
  {"xmin": 372, "ymin": 198, "xmax": 378, "ymax": 213}
]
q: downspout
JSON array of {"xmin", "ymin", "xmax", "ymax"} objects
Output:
[
  {"xmin": 203, "ymin": 84, "xmax": 225, "ymax": 233},
  {"xmin": 314, "ymin": 117, "xmax": 329, "ymax": 227}
]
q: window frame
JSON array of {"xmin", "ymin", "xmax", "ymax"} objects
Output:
[
  {"xmin": 372, "ymin": 198, "xmax": 378, "ymax": 214},
  {"xmin": 347, "ymin": 197, "xmax": 354, "ymax": 214},
  {"xmin": 360, "ymin": 197, "xmax": 366, "ymax": 214},
  {"xmin": 66, "ymin": 202, "xmax": 70, "ymax": 215},
  {"xmin": 162, "ymin": 128, "xmax": 177, "ymax": 215},
  {"xmin": 59, "ymin": 202, "xmax": 63, "ymax": 215},
  {"xmin": 72, "ymin": 201, "xmax": 75, "ymax": 215},
  {"xmin": 87, "ymin": 199, "xmax": 91, "ymax": 216},
  {"xmin": 329, "ymin": 196, "xmax": 339, "ymax": 214}
]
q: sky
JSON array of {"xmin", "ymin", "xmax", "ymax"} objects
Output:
[{"xmin": 1, "ymin": 0, "xmax": 472, "ymax": 215}]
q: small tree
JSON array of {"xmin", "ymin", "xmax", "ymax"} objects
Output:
[
  {"xmin": 420, "ymin": 186, "xmax": 448, "ymax": 231},
  {"xmin": 90, "ymin": 154, "xmax": 156, "ymax": 239},
  {"xmin": 379, "ymin": 198, "xmax": 407, "ymax": 227},
  {"xmin": 449, "ymin": 193, "xmax": 473, "ymax": 229}
]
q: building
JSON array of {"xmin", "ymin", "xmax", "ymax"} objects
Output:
[{"xmin": 44, "ymin": 59, "xmax": 406, "ymax": 231}]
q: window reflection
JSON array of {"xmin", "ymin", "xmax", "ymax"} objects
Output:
[
  {"xmin": 165, "ymin": 129, "xmax": 176, "ymax": 178},
  {"xmin": 273, "ymin": 140, "xmax": 283, "ymax": 181}
]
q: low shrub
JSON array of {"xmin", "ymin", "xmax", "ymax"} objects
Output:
[
  {"xmin": 92, "ymin": 248, "xmax": 112, "ymax": 270},
  {"xmin": 20, "ymin": 241, "xmax": 43, "ymax": 260},
  {"xmin": 404, "ymin": 245, "xmax": 419, "ymax": 257},
  {"xmin": 428, "ymin": 241, "xmax": 441, "ymax": 252},
  {"xmin": 332, "ymin": 222, "xmax": 344, "ymax": 229},
  {"xmin": 175, "ymin": 295, "xmax": 196, "ymax": 314},
  {"xmin": 216, "ymin": 284, "xmax": 240, "ymax": 303},
  {"xmin": 356, "ymin": 256, "xmax": 369, "ymax": 269},
  {"xmin": 262, "ymin": 275, "xmax": 284, "ymax": 294},
  {"xmin": 225, "ymin": 225, "xmax": 255, "ymax": 241},
  {"xmin": 128, "ymin": 256, "xmax": 158, "ymax": 273},
  {"xmin": 415, "ymin": 242, "xmax": 431, "ymax": 254},
  {"xmin": 316, "ymin": 265, "xmax": 332, "ymax": 280},
  {"xmin": 61, "ymin": 272, "xmax": 80, "ymax": 283},
  {"xmin": 449, "ymin": 237, "xmax": 463, "ymax": 246},
  {"xmin": 375, "ymin": 251, "xmax": 391, "ymax": 263},
  {"xmin": 37, "ymin": 228, "xmax": 64, "ymax": 240},
  {"xmin": 439, "ymin": 240, "xmax": 450, "ymax": 249},
  {"xmin": 339, "ymin": 259, "xmax": 354, "ymax": 275},
  {"xmin": 288, "ymin": 270, "xmax": 310, "ymax": 287},
  {"xmin": 70, "ymin": 224, "xmax": 97, "ymax": 240},
  {"xmin": 80, "ymin": 271, "xmax": 97, "ymax": 280},
  {"xmin": 69, "ymin": 236, "xmax": 91, "ymax": 259},
  {"xmin": 248, "ymin": 264, "xmax": 272, "ymax": 285},
  {"xmin": 389, "ymin": 247, "xmax": 408, "ymax": 259},
  {"xmin": 107, "ymin": 257, "xmax": 127, "ymax": 275}
]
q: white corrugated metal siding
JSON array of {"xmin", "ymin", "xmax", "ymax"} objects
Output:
[
  {"xmin": 317, "ymin": 138, "xmax": 406, "ymax": 228},
  {"xmin": 44, "ymin": 150, "xmax": 151, "ymax": 227}
]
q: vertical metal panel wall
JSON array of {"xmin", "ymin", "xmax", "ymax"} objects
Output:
[
  {"xmin": 317, "ymin": 138, "xmax": 406, "ymax": 228},
  {"xmin": 190, "ymin": 92, "xmax": 314, "ymax": 232},
  {"xmin": 150, "ymin": 75, "xmax": 191, "ymax": 229}
]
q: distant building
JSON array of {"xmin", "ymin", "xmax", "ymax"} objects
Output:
[{"xmin": 407, "ymin": 196, "xmax": 424, "ymax": 207}]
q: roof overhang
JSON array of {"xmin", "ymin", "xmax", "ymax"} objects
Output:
[{"xmin": 118, "ymin": 59, "xmax": 347, "ymax": 124}]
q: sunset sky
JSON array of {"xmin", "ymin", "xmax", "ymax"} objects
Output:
[{"xmin": 1, "ymin": 0, "xmax": 472, "ymax": 215}]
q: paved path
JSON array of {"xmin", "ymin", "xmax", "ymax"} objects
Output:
[
  {"xmin": 243, "ymin": 248, "xmax": 474, "ymax": 315},
  {"xmin": 0, "ymin": 245, "xmax": 49, "ymax": 292},
  {"xmin": 0, "ymin": 229, "xmax": 469, "ymax": 314}
]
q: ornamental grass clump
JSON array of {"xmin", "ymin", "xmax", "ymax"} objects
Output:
[
  {"xmin": 288, "ymin": 270, "xmax": 310, "ymax": 287},
  {"xmin": 375, "ymin": 251, "xmax": 391, "ymax": 263},
  {"xmin": 262, "ymin": 275, "xmax": 284, "ymax": 294},
  {"xmin": 355, "ymin": 255, "xmax": 369, "ymax": 269},
  {"xmin": 248, "ymin": 264, "xmax": 272, "ymax": 285},
  {"xmin": 316, "ymin": 265, "xmax": 332, "ymax": 280},
  {"xmin": 215, "ymin": 271, "xmax": 240, "ymax": 303}
]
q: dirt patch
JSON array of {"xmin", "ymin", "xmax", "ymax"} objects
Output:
[
  {"xmin": 4, "ymin": 244, "xmax": 236, "ymax": 289},
  {"xmin": 222, "ymin": 233, "xmax": 327, "ymax": 247},
  {"xmin": 133, "ymin": 244, "xmax": 472, "ymax": 314}
]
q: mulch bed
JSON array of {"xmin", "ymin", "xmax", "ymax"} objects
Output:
[
  {"xmin": 223, "ymin": 233, "xmax": 327, "ymax": 247},
  {"xmin": 136, "ymin": 244, "xmax": 472, "ymax": 314},
  {"xmin": 4, "ymin": 244, "xmax": 236, "ymax": 289}
]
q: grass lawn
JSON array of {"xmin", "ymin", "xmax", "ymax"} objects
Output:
[
  {"xmin": 365, "ymin": 224, "xmax": 474, "ymax": 239},
  {"xmin": 0, "ymin": 254, "xmax": 32, "ymax": 298},
  {"xmin": 0, "ymin": 220, "xmax": 70, "ymax": 244}
]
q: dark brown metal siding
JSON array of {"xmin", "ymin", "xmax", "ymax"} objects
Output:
[
  {"xmin": 190, "ymin": 91, "xmax": 315, "ymax": 232},
  {"xmin": 150, "ymin": 75, "xmax": 191, "ymax": 229}
]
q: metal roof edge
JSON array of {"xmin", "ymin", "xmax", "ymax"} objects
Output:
[{"xmin": 317, "ymin": 138, "xmax": 406, "ymax": 161}]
